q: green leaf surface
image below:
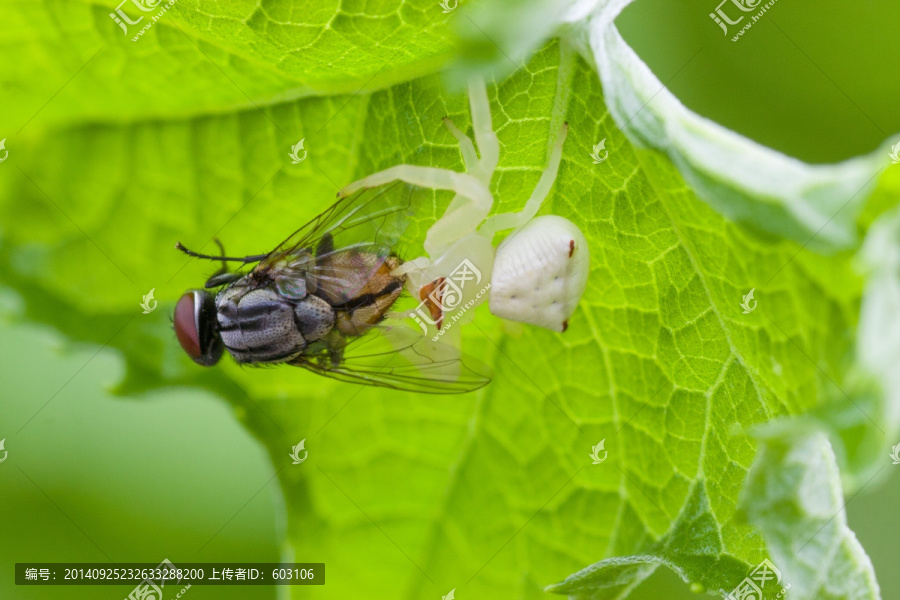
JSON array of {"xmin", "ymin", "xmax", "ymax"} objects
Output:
[
  {"xmin": 1, "ymin": 0, "xmax": 455, "ymax": 132},
  {"xmin": 741, "ymin": 429, "xmax": 881, "ymax": 600},
  {"xmin": 0, "ymin": 2, "xmax": 891, "ymax": 598},
  {"xmin": 547, "ymin": 485, "xmax": 749, "ymax": 598}
]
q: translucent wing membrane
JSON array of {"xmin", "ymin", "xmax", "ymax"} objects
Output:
[
  {"xmin": 289, "ymin": 323, "xmax": 492, "ymax": 394},
  {"xmin": 254, "ymin": 181, "xmax": 414, "ymax": 302}
]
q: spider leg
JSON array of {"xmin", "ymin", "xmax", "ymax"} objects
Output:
[
  {"xmin": 417, "ymin": 102, "xmax": 499, "ymax": 255},
  {"xmin": 442, "ymin": 117, "xmax": 480, "ymax": 178},
  {"xmin": 441, "ymin": 78, "xmax": 501, "ymax": 186},
  {"xmin": 429, "ymin": 77, "xmax": 503, "ymax": 255},
  {"xmin": 467, "ymin": 77, "xmax": 499, "ymax": 180},
  {"xmin": 339, "ymin": 165, "xmax": 494, "ymax": 257},
  {"xmin": 339, "ymin": 166, "xmax": 490, "ymax": 209},
  {"xmin": 343, "ymin": 79, "xmax": 512, "ymax": 332},
  {"xmin": 479, "ymin": 122, "xmax": 568, "ymax": 237}
]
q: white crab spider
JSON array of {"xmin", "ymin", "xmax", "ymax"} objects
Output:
[{"xmin": 339, "ymin": 78, "xmax": 589, "ymax": 333}]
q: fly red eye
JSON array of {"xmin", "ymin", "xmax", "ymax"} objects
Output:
[
  {"xmin": 174, "ymin": 290, "xmax": 223, "ymax": 366},
  {"xmin": 174, "ymin": 292, "xmax": 202, "ymax": 360}
]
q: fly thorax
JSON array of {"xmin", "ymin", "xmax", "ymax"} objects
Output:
[{"xmin": 216, "ymin": 287, "xmax": 306, "ymax": 363}]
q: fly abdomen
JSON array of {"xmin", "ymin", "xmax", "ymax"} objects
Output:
[
  {"xmin": 333, "ymin": 258, "xmax": 405, "ymax": 337},
  {"xmin": 217, "ymin": 288, "xmax": 306, "ymax": 363},
  {"xmin": 294, "ymin": 294, "xmax": 335, "ymax": 343}
]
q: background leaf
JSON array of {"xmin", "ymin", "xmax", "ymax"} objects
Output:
[
  {"xmin": 582, "ymin": 0, "xmax": 896, "ymax": 252},
  {"xmin": 1, "ymin": 0, "xmax": 456, "ymax": 131},
  {"xmin": 741, "ymin": 429, "xmax": 882, "ymax": 600}
]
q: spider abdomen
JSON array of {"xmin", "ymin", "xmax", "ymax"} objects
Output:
[{"xmin": 489, "ymin": 215, "xmax": 589, "ymax": 332}]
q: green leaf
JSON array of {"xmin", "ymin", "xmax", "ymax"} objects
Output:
[
  {"xmin": 0, "ymin": 3, "xmax": 891, "ymax": 598},
  {"xmin": 1, "ymin": 0, "xmax": 456, "ymax": 132},
  {"xmin": 547, "ymin": 484, "xmax": 752, "ymax": 598},
  {"xmin": 741, "ymin": 428, "xmax": 881, "ymax": 600},
  {"xmin": 582, "ymin": 0, "xmax": 895, "ymax": 252},
  {"xmin": 857, "ymin": 206, "xmax": 900, "ymax": 433}
]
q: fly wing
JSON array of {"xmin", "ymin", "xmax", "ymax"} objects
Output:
[
  {"xmin": 288, "ymin": 323, "xmax": 492, "ymax": 394},
  {"xmin": 253, "ymin": 181, "xmax": 414, "ymax": 301}
]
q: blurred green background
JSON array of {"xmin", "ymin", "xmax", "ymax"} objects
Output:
[{"xmin": 3, "ymin": 0, "xmax": 900, "ymax": 598}]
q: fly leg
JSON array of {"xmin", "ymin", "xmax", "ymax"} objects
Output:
[
  {"xmin": 176, "ymin": 238, "xmax": 266, "ymax": 287},
  {"xmin": 323, "ymin": 330, "xmax": 346, "ymax": 367},
  {"xmin": 317, "ymin": 232, "xmax": 334, "ymax": 257},
  {"xmin": 213, "ymin": 239, "xmax": 228, "ymax": 272},
  {"xmin": 203, "ymin": 239, "xmax": 243, "ymax": 288}
]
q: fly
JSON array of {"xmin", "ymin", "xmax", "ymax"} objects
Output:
[{"xmin": 173, "ymin": 182, "xmax": 490, "ymax": 394}]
